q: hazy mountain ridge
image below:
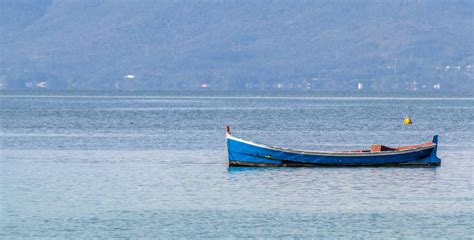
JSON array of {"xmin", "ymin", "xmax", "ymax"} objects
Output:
[{"xmin": 1, "ymin": 0, "xmax": 473, "ymax": 91}]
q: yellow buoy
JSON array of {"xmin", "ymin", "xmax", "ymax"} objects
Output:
[{"xmin": 403, "ymin": 116, "xmax": 412, "ymax": 125}]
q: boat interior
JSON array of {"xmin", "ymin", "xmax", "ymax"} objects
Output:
[{"xmin": 344, "ymin": 141, "xmax": 434, "ymax": 153}]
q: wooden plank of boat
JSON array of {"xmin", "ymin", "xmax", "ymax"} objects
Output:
[{"xmin": 225, "ymin": 126, "xmax": 441, "ymax": 167}]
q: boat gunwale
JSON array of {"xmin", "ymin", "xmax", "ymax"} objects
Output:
[{"xmin": 226, "ymin": 134, "xmax": 436, "ymax": 157}]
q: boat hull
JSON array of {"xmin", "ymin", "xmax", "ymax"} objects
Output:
[{"xmin": 226, "ymin": 135, "xmax": 441, "ymax": 167}]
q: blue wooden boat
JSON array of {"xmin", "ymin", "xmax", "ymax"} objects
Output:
[{"xmin": 225, "ymin": 126, "xmax": 441, "ymax": 167}]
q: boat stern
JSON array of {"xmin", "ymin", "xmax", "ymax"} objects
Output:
[{"xmin": 429, "ymin": 135, "xmax": 441, "ymax": 166}]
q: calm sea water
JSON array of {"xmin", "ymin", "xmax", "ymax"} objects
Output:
[{"xmin": 1, "ymin": 91, "xmax": 473, "ymax": 238}]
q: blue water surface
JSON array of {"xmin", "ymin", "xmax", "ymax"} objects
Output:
[{"xmin": 1, "ymin": 91, "xmax": 473, "ymax": 238}]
